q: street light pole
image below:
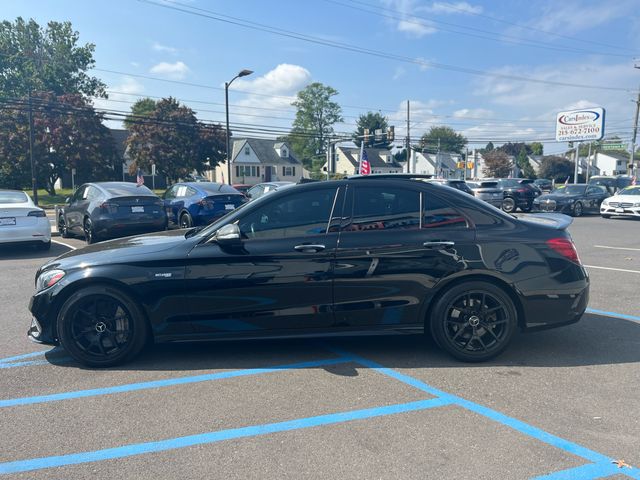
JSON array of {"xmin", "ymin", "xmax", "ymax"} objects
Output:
[{"xmin": 225, "ymin": 69, "xmax": 253, "ymax": 185}]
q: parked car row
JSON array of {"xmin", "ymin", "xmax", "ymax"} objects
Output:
[{"xmin": 58, "ymin": 180, "xmax": 297, "ymax": 244}]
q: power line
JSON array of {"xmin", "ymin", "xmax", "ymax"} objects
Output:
[
  {"xmin": 322, "ymin": 0, "xmax": 633, "ymax": 58},
  {"xmin": 136, "ymin": 0, "xmax": 634, "ymax": 92}
]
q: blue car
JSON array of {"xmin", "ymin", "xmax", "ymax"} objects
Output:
[{"xmin": 163, "ymin": 182, "xmax": 246, "ymax": 228}]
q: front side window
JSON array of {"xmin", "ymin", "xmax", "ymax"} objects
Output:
[
  {"xmin": 239, "ymin": 188, "xmax": 337, "ymax": 240},
  {"xmin": 344, "ymin": 186, "xmax": 420, "ymax": 231}
]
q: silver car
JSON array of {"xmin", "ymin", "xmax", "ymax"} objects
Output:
[{"xmin": 469, "ymin": 181, "xmax": 503, "ymax": 208}]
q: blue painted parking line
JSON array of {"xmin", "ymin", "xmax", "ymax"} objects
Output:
[
  {"xmin": 0, "ymin": 397, "xmax": 451, "ymax": 475},
  {"xmin": 326, "ymin": 345, "xmax": 640, "ymax": 479},
  {"xmin": 532, "ymin": 462, "xmax": 640, "ymax": 480},
  {"xmin": 586, "ymin": 308, "xmax": 640, "ymax": 324},
  {"xmin": 0, "ymin": 351, "xmax": 48, "ymax": 364},
  {"xmin": 0, "ymin": 357, "xmax": 349, "ymax": 408}
]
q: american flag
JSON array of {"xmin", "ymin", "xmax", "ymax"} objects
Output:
[
  {"xmin": 632, "ymin": 175, "xmax": 637, "ymax": 185},
  {"xmin": 136, "ymin": 168, "xmax": 144, "ymax": 187},
  {"xmin": 359, "ymin": 145, "xmax": 371, "ymax": 176},
  {"xmin": 564, "ymin": 176, "xmax": 569, "ymax": 186}
]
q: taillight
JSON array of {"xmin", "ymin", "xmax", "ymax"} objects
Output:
[
  {"xmin": 27, "ymin": 210, "xmax": 46, "ymax": 217},
  {"xmin": 516, "ymin": 188, "xmax": 528, "ymax": 193},
  {"xmin": 546, "ymin": 237, "xmax": 581, "ymax": 264},
  {"xmin": 99, "ymin": 202, "xmax": 118, "ymax": 214}
]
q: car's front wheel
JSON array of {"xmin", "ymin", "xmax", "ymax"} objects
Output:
[
  {"xmin": 430, "ymin": 281, "xmax": 517, "ymax": 362},
  {"xmin": 179, "ymin": 212, "xmax": 193, "ymax": 229},
  {"xmin": 572, "ymin": 201, "xmax": 583, "ymax": 217},
  {"xmin": 58, "ymin": 215, "xmax": 70, "ymax": 238},
  {"xmin": 56, "ymin": 285, "xmax": 148, "ymax": 367}
]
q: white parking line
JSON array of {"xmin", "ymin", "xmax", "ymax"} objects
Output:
[
  {"xmin": 583, "ymin": 265, "xmax": 640, "ymax": 274},
  {"xmin": 51, "ymin": 240, "xmax": 76, "ymax": 251},
  {"xmin": 593, "ymin": 245, "xmax": 640, "ymax": 252}
]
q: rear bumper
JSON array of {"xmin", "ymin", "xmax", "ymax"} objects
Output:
[
  {"xmin": 0, "ymin": 223, "xmax": 51, "ymax": 244},
  {"xmin": 93, "ymin": 214, "xmax": 167, "ymax": 238},
  {"xmin": 515, "ymin": 267, "xmax": 589, "ymax": 331}
]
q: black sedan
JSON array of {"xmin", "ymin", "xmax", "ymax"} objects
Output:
[
  {"xmin": 532, "ymin": 184, "xmax": 609, "ymax": 217},
  {"xmin": 58, "ymin": 182, "xmax": 167, "ymax": 244},
  {"xmin": 31, "ymin": 176, "xmax": 589, "ymax": 367}
]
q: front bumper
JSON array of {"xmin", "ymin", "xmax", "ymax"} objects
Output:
[
  {"xmin": 532, "ymin": 201, "xmax": 572, "ymax": 214},
  {"xmin": 28, "ymin": 285, "xmax": 62, "ymax": 344},
  {"xmin": 600, "ymin": 204, "xmax": 640, "ymax": 217}
]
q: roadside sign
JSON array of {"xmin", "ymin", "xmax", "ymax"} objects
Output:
[
  {"xmin": 151, "ymin": 164, "xmax": 156, "ymax": 176},
  {"xmin": 601, "ymin": 143, "xmax": 626, "ymax": 150},
  {"xmin": 555, "ymin": 107, "xmax": 605, "ymax": 142}
]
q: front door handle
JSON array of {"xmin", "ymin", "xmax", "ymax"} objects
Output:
[
  {"xmin": 423, "ymin": 241, "xmax": 455, "ymax": 249},
  {"xmin": 294, "ymin": 244, "xmax": 326, "ymax": 253}
]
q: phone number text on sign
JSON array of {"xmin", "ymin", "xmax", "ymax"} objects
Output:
[{"xmin": 555, "ymin": 107, "xmax": 605, "ymax": 142}]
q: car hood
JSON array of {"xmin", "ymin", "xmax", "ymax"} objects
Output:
[
  {"xmin": 42, "ymin": 229, "xmax": 194, "ymax": 271},
  {"xmin": 536, "ymin": 193, "xmax": 581, "ymax": 202}
]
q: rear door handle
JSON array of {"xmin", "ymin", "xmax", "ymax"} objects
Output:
[
  {"xmin": 423, "ymin": 241, "xmax": 455, "ymax": 249},
  {"xmin": 294, "ymin": 244, "xmax": 326, "ymax": 253}
]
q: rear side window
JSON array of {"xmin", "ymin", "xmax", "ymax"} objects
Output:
[
  {"xmin": 423, "ymin": 194, "xmax": 468, "ymax": 229},
  {"xmin": 344, "ymin": 186, "xmax": 421, "ymax": 231}
]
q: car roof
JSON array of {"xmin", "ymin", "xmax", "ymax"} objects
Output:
[
  {"xmin": 177, "ymin": 182, "xmax": 240, "ymax": 194},
  {"xmin": 89, "ymin": 182, "xmax": 155, "ymax": 196}
]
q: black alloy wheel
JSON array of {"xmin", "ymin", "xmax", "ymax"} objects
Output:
[
  {"xmin": 572, "ymin": 201, "xmax": 583, "ymax": 217},
  {"xmin": 58, "ymin": 215, "xmax": 69, "ymax": 238},
  {"xmin": 83, "ymin": 218, "xmax": 98, "ymax": 244},
  {"xmin": 501, "ymin": 197, "xmax": 516, "ymax": 213},
  {"xmin": 56, "ymin": 286, "xmax": 148, "ymax": 367},
  {"xmin": 430, "ymin": 281, "xmax": 517, "ymax": 362},
  {"xmin": 179, "ymin": 212, "xmax": 193, "ymax": 229},
  {"xmin": 520, "ymin": 203, "xmax": 532, "ymax": 213}
]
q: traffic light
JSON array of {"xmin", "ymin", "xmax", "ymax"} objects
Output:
[
  {"xmin": 387, "ymin": 126, "xmax": 395, "ymax": 142},
  {"xmin": 363, "ymin": 128, "xmax": 370, "ymax": 144}
]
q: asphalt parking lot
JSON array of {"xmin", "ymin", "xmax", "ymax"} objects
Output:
[{"xmin": 0, "ymin": 215, "xmax": 639, "ymax": 479}]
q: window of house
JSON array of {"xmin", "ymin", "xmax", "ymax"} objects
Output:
[
  {"xmin": 244, "ymin": 146, "xmax": 250, "ymax": 155},
  {"xmin": 281, "ymin": 148, "xmax": 288, "ymax": 158},
  {"xmin": 282, "ymin": 166, "xmax": 295, "ymax": 176}
]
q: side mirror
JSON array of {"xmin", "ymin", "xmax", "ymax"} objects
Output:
[{"xmin": 215, "ymin": 223, "xmax": 242, "ymax": 245}]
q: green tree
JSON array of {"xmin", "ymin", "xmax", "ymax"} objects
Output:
[
  {"xmin": 530, "ymin": 142, "xmax": 544, "ymax": 155},
  {"xmin": 482, "ymin": 150, "xmax": 513, "ymax": 178},
  {"xmin": 538, "ymin": 156, "xmax": 574, "ymax": 182},
  {"xmin": 353, "ymin": 111, "xmax": 389, "ymax": 148},
  {"xmin": 290, "ymin": 82, "xmax": 343, "ymax": 169},
  {"xmin": 126, "ymin": 97, "xmax": 225, "ymax": 183},
  {"xmin": 516, "ymin": 147, "xmax": 536, "ymax": 179},
  {"xmin": 0, "ymin": 17, "xmax": 106, "ymax": 98},
  {"xmin": 124, "ymin": 98, "xmax": 156, "ymax": 129},
  {"xmin": 0, "ymin": 93, "xmax": 118, "ymax": 194},
  {"xmin": 419, "ymin": 126, "xmax": 467, "ymax": 154}
]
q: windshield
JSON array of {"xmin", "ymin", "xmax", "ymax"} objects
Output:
[
  {"xmin": 554, "ymin": 185, "xmax": 586, "ymax": 195},
  {"xmin": 619, "ymin": 186, "xmax": 640, "ymax": 195},
  {"xmin": 0, "ymin": 191, "xmax": 29, "ymax": 203}
]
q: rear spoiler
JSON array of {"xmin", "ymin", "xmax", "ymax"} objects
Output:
[{"xmin": 514, "ymin": 213, "xmax": 573, "ymax": 230}]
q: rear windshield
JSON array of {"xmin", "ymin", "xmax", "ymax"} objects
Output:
[
  {"xmin": 479, "ymin": 182, "xmax": 498, "ymax": 188},
  {"xmin": 198, "ymin": 183, "xmax": 240, "ymax": 195},
  {"xmin": 0, "ymin": 191, "xmax": 28, "ymax": 203},
  {"xmin": 589, "ymin": 178, "xmax": 616, "ymax": 187},
  {"xmin": 103, "ymin": 183, "xmax": 155, "ymax": 196},
  {"xmin": 557, "ymin": 185, "xmax": 587, "ymax": 195}
]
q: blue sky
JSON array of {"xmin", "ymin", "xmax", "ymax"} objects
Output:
[{"xmin": 5, "ymin": 0, "xmax": 640, "ymax": 154}]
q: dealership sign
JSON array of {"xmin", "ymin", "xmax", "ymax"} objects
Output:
[{"xmin": 555, "ymin": 107, "xmax": 605, "ymax": 142}]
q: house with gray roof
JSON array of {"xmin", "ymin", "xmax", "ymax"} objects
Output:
[
  {"xmin": 212, "ymin": 138, "xmax": 307, "ymax": 185},
  {"xmin": 404, "ymin": 151, "xmax": 461, "ymax": 178},
  {"xmin": 323, "ymin": 146, "xmax": 402, "ymax": 175}
]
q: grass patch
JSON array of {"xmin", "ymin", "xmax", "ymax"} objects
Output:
[{"xmin": 23, "ymin": 189, "xmax": 74, "ymax": 208}]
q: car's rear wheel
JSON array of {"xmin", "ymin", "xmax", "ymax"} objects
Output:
[
  {"xmin": 58, "ymin": 215, "xmax": 70, "ymax": 238},
  {"xmin": 501, "ymin": 197, "xmax": 516, "ymax": 213},
  {"xmin": 179, "ymin": 212, "xmax": 193, "ymax": 229},
  {"xmin": 56, "ymin": 285, "xmax": 148, "ymax": 367},
  {"xmin": 38, "ymin": 240, "xmax": 51, "ymax": 251},
  {"xmin": 430, "ymin": 281, "xmax": 517, "ymax": 362},
  {"xmin": 83, "ymin": 218, "xmax": 98, "ymax": 244},
  {"xmin": 572, "ymin": 201, "xmax": 583, "ymax": 217}
]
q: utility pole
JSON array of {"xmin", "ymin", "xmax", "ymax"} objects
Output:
[
  {"xmin": 573, "ymin": 142, "xmax": 580, "ymax": 184},
  {"xmin": 586, "ymin": 142, "xmax": 592, "ymax": 182},
  {"xmin": 437, "ymin": 138, "xmax": 441, "ymax": 178},
  {"xmin": 630, "ymin": 84, "xmax": 640, "ymax": 176},
  {"xmin": 27, "ymin": 87, "xmax": 38, "ymax": 205},
  {"xmin": 406, "ymin": 100, "xmax": 410, "ymax": 173}
]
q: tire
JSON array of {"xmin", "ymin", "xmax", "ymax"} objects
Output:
[
  {"xmin": 179, "ymin": 212, "xmax": 193, "ymax": 229},
  {"xmin": 501, "ymin": 197, "xmax": 516, "ymax": 213},
  {"xmin": 520, "ymin": 203, "xmax": 532, "ymax": 213},
  {"xmin": 430, "ymin": 281, "xmax": 517, "ymax": 362},
  {"xmin": 58, "ymin": 215, "xmax": 70, "ymax": 238},
  {"xmin": 83, "ymin": 217, "xmax": 98, "ymax": 244},
  {"xmin": 56, "ymin": 285, "xmax": 148, "ymax": 367},
  {"xmin": 38, "ymin": 240, "xmax": 51, "ymax": 251},
  {"xmin": 572, "ymin": 201, "xmax": 583, "ymax": 217},
  {"xmin": 601, "ymin": 214, "xmax": 610, "ymax": 219}
]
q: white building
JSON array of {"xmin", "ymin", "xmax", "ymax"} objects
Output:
[
  {"xmin": 586, "ymin": 151, "xmax": 629, "ymax": 176},
  {"xmin": 323, "ymin": 146, "xmax": 402, "ymax": 175},
  {"xmin": 404, "ymin": 151, "xmax": 461, "ymax": 178}
]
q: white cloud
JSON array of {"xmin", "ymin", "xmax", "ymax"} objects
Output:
[
  {"xmin": 397, "ymin": 18, "xmax": 437, "ymax": 37},
  {"xmin": 388, "ymin": 99, "xmax": 455, "ymax": 138},
  {"xmin": 426, "ymin": 1, "xmax": 482, "ymax": 15},
  {"xmin": 151, "ymin": 41, "xmax": 178, "ymax": 54},
  {"xmin": 392, "ymin": 66, "xmax": 406, "ymax": 80},
  {"xmin": 382, "ymin": 0, "xmax": 437, "ymax": 37},
  {"xmin": 510, "ymin": 0, "xmax": 635, "ymax": 37},
  {"xmin": 149, "ymin": 61, "xmax": 190, "ymax": 80},
  {"xmin": 226, "ymin": 64, "xmax": 313, "ymax": 127},
  {"xmin": 93, "ymin": 77, "xmax": 145, "ymax": 128},
  {"xmin": 453, "ymin": 108, "xmax": 494, "ymax": 119}
]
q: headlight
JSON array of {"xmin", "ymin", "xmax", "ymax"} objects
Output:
[
  {"xmin": 36, "ymin": 269, "xmax": 65, "ymax": 292},
  {"xmin": 602, "ymin": 200, "xmax": 609, "ymax": 206},
  {"xmin": 634, "ymin": 202, "xmax": 640, "ymax": 207}
]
